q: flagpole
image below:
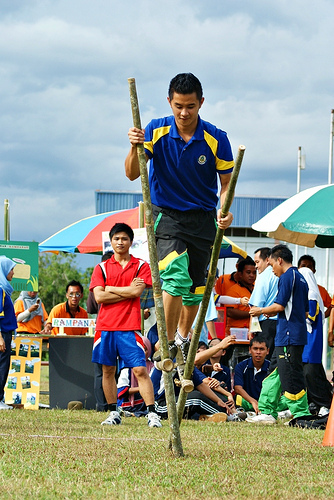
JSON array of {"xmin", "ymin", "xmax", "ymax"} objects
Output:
[
  {"xmin": 295, "ymin": 147, "xmax": 305, "ymax": 265},
  {"xmin": 324, "ymin": 109, "xmax": 334, "ymax": 371}
]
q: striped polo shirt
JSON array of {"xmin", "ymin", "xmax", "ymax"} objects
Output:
[{"xmin": 144, "ymin": 115, "xmax": 234, "ymax": 212}]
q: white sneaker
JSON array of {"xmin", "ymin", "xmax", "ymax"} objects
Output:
[
  {"xmin": 0, "ymin": 400, "xmax": 13, "ymax": 410},
  {"xmin": 318, "ymin": 406, "xmax": 330, "ymax": 417},
  {"xmin": 246, "ymin": 411, "xmax": 256, "ymax": 418},
  {"xmin": 101, "ymin": 410, "xmax": 122, "ymax": 426},
  {"xmin": 227, "ymin": 413, "xmax": 243, "ymax": 422},
  {"xmin": 146, "ymin": 412, "xmax": 162, "ymax": 428},
  {"xmin": 277, "ymin": 409, "xmax": 293, "ymax": 419},
  {"xmin": 246, "ymin": 413, "xmax": 277, "ymax": 424}
]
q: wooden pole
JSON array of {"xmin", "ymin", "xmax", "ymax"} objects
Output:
[
  {"xmin": 174, "ymin": 145, "xmax": 246, "ymax": 425},
  {"xmin": 128, "ymin": 78, "xmax": 184, "ymax": 457}
]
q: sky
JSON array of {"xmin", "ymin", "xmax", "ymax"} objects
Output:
[{"xmin": 1, "ymin": 0, "xmax": 333, "ymax": 254}]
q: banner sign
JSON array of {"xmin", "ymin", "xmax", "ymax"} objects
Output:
[
  {"xmin": 0, "ymin": 240, "xmax": 39, "ymax": 291},
  {"xmin": 5, "ymin": 337, "xmax": 42, "ymax": 410},
  {"xmin": 52, "ymin": 318, "xmax": 96, "ymax": 328}
]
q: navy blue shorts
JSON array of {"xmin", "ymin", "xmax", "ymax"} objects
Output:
[{"xmin": 92, "ymin": 330, "xmax": 146, "ymax": 368}]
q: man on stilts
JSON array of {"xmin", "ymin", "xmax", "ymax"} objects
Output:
[{"xmin": 125, "ymin": 73, "xmax": 234, "ymax": 369}]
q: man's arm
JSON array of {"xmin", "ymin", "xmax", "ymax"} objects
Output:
[
  {"xmin": 328, "ymin": 305, "xmax": 334, "ymax": 347},
  {"xmin": 226, "ymin": 308, "xmax": 250, "ymax": 320},
  {"xmin": 217, "ymin": 172, "xmax": 233, "ymax": 230},
  {"xmin": 94, "ymin": 278, "xmax": 146, "ymax": 305},
  {"xmin": 250, "ymin": 302, "xmax": 284, "ymax": 317},
  {"xmin": 197, "ymin": 382, "xmax": 233, "ymax": 415},
  {"xmin": 194, "ymin": 336, "xmax": 235, "ymax": 368},
  {"xmin": 234, "ymin": 385, "xmax": 259, "ymax": 414},
  {"xmin": 125, "ymin": 128, "xmax": 148, "ymax": 181}
]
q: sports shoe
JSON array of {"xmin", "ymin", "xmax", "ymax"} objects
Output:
[
  {"xmin": 246, "ymin": 411, "xmax": 256, "ymax": 418},
  {"xmin": 277, "ymin": 409, "xmax": 293, "ymax": 419},
  {"xmin": 236, "ymin": 409, "xmax": 247, "ymax": 420},
  {"xmin": 318, "ymin": 406, "xmax": 330, "ymax": 417},
  {"xmin": 179, "ymin": 339, "xmax": 190, "ymax": 364},
  {"xmin": 101, "ymin": 410, "xmax": 122, "ymax": 426},
  {"xmin": 153, "ymin": 341, "xmax": 178, "ymax": 363},
  {"xmin": 199, "ymin": 412, "xmax": 228, "ymax": 423},
  {"xmin": 227, "ymin": 413, "xmax": 243, "ymax": 422},
  {"xmin": 146, "ymin": 412, "xmax": 162, "ymax": 428},
  {"xmin": 0, "ymin": 400, "xmax": 13, "ymax": 410},
  {"xmin": 245, "ymin": 413, "xmax": 277, "ymax": 424}
]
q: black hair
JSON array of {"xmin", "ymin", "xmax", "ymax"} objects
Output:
[
  {"xmin": 250, "ymin": 335, "xmax": 269, "ymax": 348},
  {"xmin": 238, "ymin": 256, "xmax": 256, "ymax": 273},
  {"xmin": 66, "ymin": 280, "xmax": 83, "ymax": 294},
  {"xmin": 254, "ymin": 247, "xmax": 271, "ymax": 260},
  {"xmin": 197, "ymin": 341, "xmax": 208, "ymax": 350},
  {"xmin": 297, "ymin": 254, "xmax": 316, "ymax": 270},
  {"xmin": 109, "ymin": 223, "xmax": 134, "ymax": 242},
  {"xmin": 269, "ymin": 244, "xmax": 293, "ymax": 264},
  {"xmin": 168, "ymin": 73, "xmax": 203, "ymax": 101},
  {"xmin": 101, "ymin": 250, "xmax": 114, "ymax": 262}
]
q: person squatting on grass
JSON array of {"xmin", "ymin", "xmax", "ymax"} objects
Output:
[
  {"xmin": 247, "ymin": 244, "xmax": 311, "ymax": 425},
  {"xmin": 125, "ymin": 72, "xmax": 234, "ymax": 366},
  {"xmin": 0, "ymin": 256, "xmax": 17, "ymax": 411},
  {"xmin": 89, "ymin": 223, "xmax": 161, "ymax": 428}
]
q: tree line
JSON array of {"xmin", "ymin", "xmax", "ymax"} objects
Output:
[{"xmin": 12, "ymin": 253, "xmax": 94, "ymax": 314}]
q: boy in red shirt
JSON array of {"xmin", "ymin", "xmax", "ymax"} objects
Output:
[{"xmin": 90, "ymin": 223, "xmax": 161, "ymax": 427}]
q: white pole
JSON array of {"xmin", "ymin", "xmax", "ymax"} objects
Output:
[
  {"xmin": 323, "ymin": 110, "xmax": 334, "ymax": 370},
  {"xmin": 328, "ymin": 109, "xmax": 334, "ymax": 184},
  {"xmin": 295, "ymin": 147, "xmax": 303, "ymax": 264},
  {"xmin": 297, "ymin": 146, "xmax": 302, "ymax": 194}
]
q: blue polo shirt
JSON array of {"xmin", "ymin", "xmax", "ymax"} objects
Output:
[
  {"xmin": 249, "ymin": 265, "xmax": 278, "ymax": 321},
  {"xmin": 234, "ymin": 357, "xmax": 270, "ymax": 401},
  {"xmin": 274, "ymin": 267, "xmax": 309, "ymax": 346},
  {"xmin": 0, "ymin": 288, "xmax": 17, "ymax": 333},
  {"xmin": 144, "ymin": 115, "xmax": 234, "ymax": 211}
]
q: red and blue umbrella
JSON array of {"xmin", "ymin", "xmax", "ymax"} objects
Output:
[{"xmin": 38, "ymin": 207, "xmax": 140, "ymax": 254}]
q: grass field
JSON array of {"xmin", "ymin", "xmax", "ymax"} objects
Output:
[{"xmin": 1, "ymin": 407, "xmax": 333, "ymax": 500}]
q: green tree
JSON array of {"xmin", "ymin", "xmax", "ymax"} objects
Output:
[{"xmin": 38, "ymin": 253, "xmax": 93, "ymax": 313}]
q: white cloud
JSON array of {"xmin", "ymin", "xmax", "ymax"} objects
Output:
[{"xmin": 0, "ymin": 0, "xmax": 333, "ymax": 248}]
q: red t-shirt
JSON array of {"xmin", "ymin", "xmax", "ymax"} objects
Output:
[{"xmin": 89, "ymin": 255, "xmax": 152, "ymax": 331}]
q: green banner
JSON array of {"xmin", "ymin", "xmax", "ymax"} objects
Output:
[{"xmin": 0, "ymin": 241, "xmax": 39, "ymax": 291}]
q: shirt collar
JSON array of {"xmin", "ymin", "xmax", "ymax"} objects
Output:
[
  {"xmin": 169, "ymin": 115, "xmax": 204, "ymax": 141},
  {"xmin": 66, "ymin": 301, "xmax": 80, "ymax": 318}
]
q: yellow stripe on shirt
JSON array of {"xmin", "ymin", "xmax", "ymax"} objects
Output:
[{"xmin": 204, "ymin": 130, "xmax": 234, "ymax": 171}]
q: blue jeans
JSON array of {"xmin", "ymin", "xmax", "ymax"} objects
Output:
[{"xmin": 0, "ymin": 331, "xmax": 13, "ymax": 401}]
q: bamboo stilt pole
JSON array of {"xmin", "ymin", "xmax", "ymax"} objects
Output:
[
  {"xmin": 174, "ymin": 145, "xmax": 246, "ymax": 426},
  {"xmin": 128, "ymin": 78, "xmax": 184, "ymax": 457}
]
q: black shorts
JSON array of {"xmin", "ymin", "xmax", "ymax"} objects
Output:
[{"xmin": 152, "ymin": 204, "xmax": 217, "ymax": 292}]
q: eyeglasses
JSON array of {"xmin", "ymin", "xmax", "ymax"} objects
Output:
[{"xmin": 68, "ymin": 292, "xmax": 82, "ymax": 298}]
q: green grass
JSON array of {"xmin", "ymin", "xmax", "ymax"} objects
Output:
[{"xmin": 0, "ymin": 410, "xmax": 333, "ymax": 499}]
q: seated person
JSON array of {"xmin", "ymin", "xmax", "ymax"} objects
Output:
[
  {"xmin": 234, "ymin": 336, "xmax": 271, "ymax": 414},
  {"xmin": 117, "ymin": 336, "xmax": 154, "ymax": 416},
  {"xmin": 15, "ymin": 291, "xmax": 48, "ymax": 334},
  {"xmin": 199, "ymin": 337, "xmax": 232, "ymax": 392},
  {"xmin": 43, "ymin": 280, "xmax": 88, "ymax": 335},
  {"xmin": 151, "ymin": 364, "xmax": 234, "ymax": 422}
]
